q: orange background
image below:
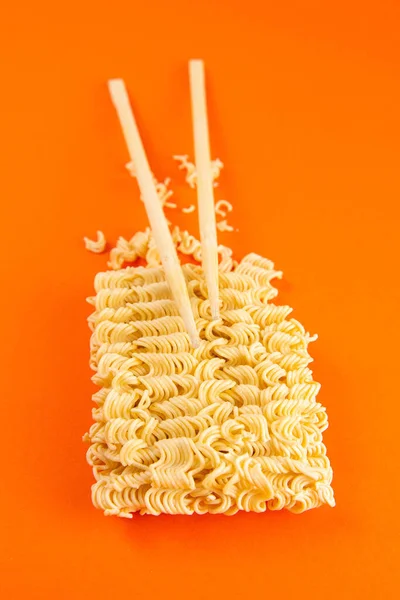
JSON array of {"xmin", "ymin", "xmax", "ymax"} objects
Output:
[{"xmin": 1, "ymin": 1, "xmax": 399, "ymax": 598}]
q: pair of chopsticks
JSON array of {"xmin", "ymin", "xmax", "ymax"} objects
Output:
[{"xmin": 108, "ymin": 60, "xmax": 219, "ymax": 348}]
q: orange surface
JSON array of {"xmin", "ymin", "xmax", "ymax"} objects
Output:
[{"xmin": 1, "ymin": 0, "xmax": 400, "ymax": 598}]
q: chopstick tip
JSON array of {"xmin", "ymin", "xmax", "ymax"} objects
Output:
[
  {"xmin": 191, "ymin": 335, "xmax": 201, "ymax": 349},
  {"xmin": 211, "ymin": 307, "xmax": 220, "ymax": 320}
]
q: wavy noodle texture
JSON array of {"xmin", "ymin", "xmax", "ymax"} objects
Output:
[
  {"xmin": 85, "ymin": 242, "xmax": 334, "ymax": 517},
  {"xmin": 217, "ymin": 219, "xmax": 234, "ymax": 232},
  {"xmin": 215, "ymin": 200, "xmax": 234, "ymax": 232},
  {"xmin": 84, "ymin": 230, "xmax": 106, "ymax": 253},
  {"xmin": 125, "ymin": 162, "xmax": 175, "ymax": 209},
  {"xmin": 173, "ymin": 155, "xmax": 223, "ymax": 188}
]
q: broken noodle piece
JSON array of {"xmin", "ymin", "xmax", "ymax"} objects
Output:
[
  {"xmin": 84, "ymin": 231, "xmax": 107, "ymax": 254},
  {"xmin": 173, "ymin": 155, "xmax": 223, "ymax": 188}
]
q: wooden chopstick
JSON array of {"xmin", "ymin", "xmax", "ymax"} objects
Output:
[
  {"xmin": 108, "ymin": 79, "xmax": 200, "ymax": 348},
  {"xmin": 189, "ymin": 60, "xmax": 220, "ymax": 320}
]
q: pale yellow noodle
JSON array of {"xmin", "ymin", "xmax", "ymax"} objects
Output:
[
  {"xmin": 215, "ymin": 200, "xmax": 233, "ymax": 218},
  {"xmin": 173, "ymin": 155, "xmax": 224, "ymax": 188},
  {"xmin": 84, "ymin": 240, "xmax": 334, "ymax": 517},
  {"xmin": 84, "ymin": 230, "xmax": 106, "ymax": 253},
  {"xmin": 182, "ymin": 204, "xmax": 196, "ymax": 214},
  {"xmin": 217, "ymin": 219, "xmax": 234, "ymax": 232}
]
